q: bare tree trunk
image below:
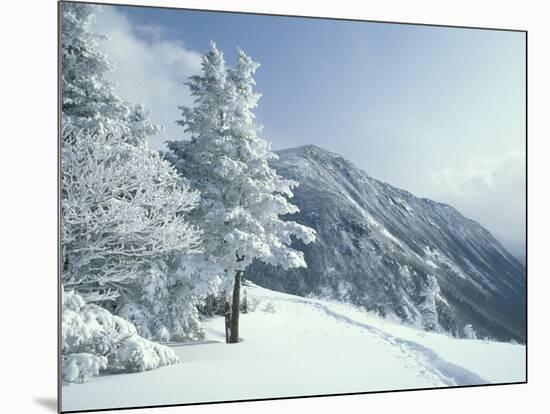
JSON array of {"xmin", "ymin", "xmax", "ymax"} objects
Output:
[
  {"xmin": 229, "ymin": 270, "xmax": 242, "ymax": 343},
  {"xmin": 224, "ymin": 299, "xmax": 231, "ymax": 344}
]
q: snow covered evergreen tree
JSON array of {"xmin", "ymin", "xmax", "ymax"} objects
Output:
[
  {"xmin": 61, "ymin": 3, "xmax": 159, "ymax": 141},
  {"xmin": 419, "ymin": 275, "xmax": 441, "ymax": 331},
  {"xmin": 166, "ymin": 43, "xmax": 316, "ymax": 343},
  {"xmin": 463, "ymin": 324, "xmax": 477, "ymax": 340}
]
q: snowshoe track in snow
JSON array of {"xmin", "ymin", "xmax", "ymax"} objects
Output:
[{"xmin": 266, "ymin": 294, "xmax": 488, "ymax": 387}]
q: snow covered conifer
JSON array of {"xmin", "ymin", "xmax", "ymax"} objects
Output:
[
  {"xmin": 166, "ymin": 43, "xmax": 316, "ymax": 343},
  {"xmin": 61, "ymin": 2, "xmax": 160, "ymax": 141},
  {"xmin": 463, "ymin": 324, "xmax": 477, "ymax": 340},
  {"xmin": 419, "ymin": 275, "xmax": 441, "ymax": 331}
]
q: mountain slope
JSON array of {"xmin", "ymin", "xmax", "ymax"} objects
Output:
[{"xmin": 247, "ymin": 145, "xmax": 526, "ymax": 342}]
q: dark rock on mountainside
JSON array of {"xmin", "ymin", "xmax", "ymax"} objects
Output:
[{"xmin": 247, "ymin": 145, "xmax": 526, "ymax": 342}]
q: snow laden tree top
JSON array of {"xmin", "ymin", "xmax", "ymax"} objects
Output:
[
  {"xmin": 166, "ymin": 43, "xmax": 316, "ymax": 278},
  {"xmin": 61, "ymin": 3, "xmax": 160, "ymax": 142}
]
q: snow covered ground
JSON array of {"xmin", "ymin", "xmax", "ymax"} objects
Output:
[{"xmin": 62, "ymin": 283, "xmax": 525, "ymax": 412}]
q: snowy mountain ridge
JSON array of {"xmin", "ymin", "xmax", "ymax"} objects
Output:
[{"xmin": 248, "ymin": 145, "xmax": 526, "ymax": 342}]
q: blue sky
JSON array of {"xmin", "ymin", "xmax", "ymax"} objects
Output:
[{"xmin": 94, "ymin": 4, "xmax": 526, "ymax": 257}]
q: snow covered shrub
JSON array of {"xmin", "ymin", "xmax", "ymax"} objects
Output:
[
  {"xmin": 121, "ymin": 292, "xmax": 206, "ymax": 342},
  {"xmin": 384, "ymin": 311, "xmax": 405, "ymax": 325},
  {"xmin": 262, "ymin": 301, "xmax": 276, "ymax": 313},
  {"xmin": 337, "ymin": 280, "xmax": 353, "ymax": 301},
  {"xmin": 115, "ymin": 302, "xmax": 155, "ymax": 340},
  {"xmin": 240, "ymin": 289, "xmax": 250, "ymax": 313},
  {"xmin": 116, "ymin": 254, "xmax": 223, "ymax": 342},
  {"xmin": 62, "ymin": 353, "xmax": 107, "ymax": 384},
  {"xmin": 109, "ymin": 336, "xmax": 178, "ymax": 372},
  {"xmin": 318, "ymin": 285, "xmax": 335, "ymax": 301},
  {"xmin": 62, "ymin": 289, "xmax": 179, "ymax": 383},
  {"xmin": 244, "ymin": 295, "xmax": 260, "ymax": 313},
  {"xmin": 199, "ymin": 293, "xmax": 228, "ymax": 316}
]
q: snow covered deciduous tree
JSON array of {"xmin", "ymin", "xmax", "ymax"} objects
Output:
[
  {"xmin": 61, "ymin": 129, "xmax": 203, "ymax": 303},
  {"xmin": 166, "ymin": 43, "xmax": 316, "ymax": 343},
  {"xmin": 61, "ymin": 2, "xmax": 220, "ymax": 341}
]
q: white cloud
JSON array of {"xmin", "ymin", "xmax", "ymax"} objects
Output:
[
  {"xmin": 94, "ymin": 6, "xmax": 203, "ymax": 149},
  {"xmin": 431, "ymin": 151, "xmax": 526, "ymax": 257}
]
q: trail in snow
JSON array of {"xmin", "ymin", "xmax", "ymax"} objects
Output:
[
  {"xmin": 62, "ymin": 283, "xmax": 524, "ymax": 412},
  {"xmin": 245, "ymin": 283, "xmax": 523, "ymax": 385},
  {"xmin": 277, "ymin": 296, "xmax": 487, "ymax": 386}
]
